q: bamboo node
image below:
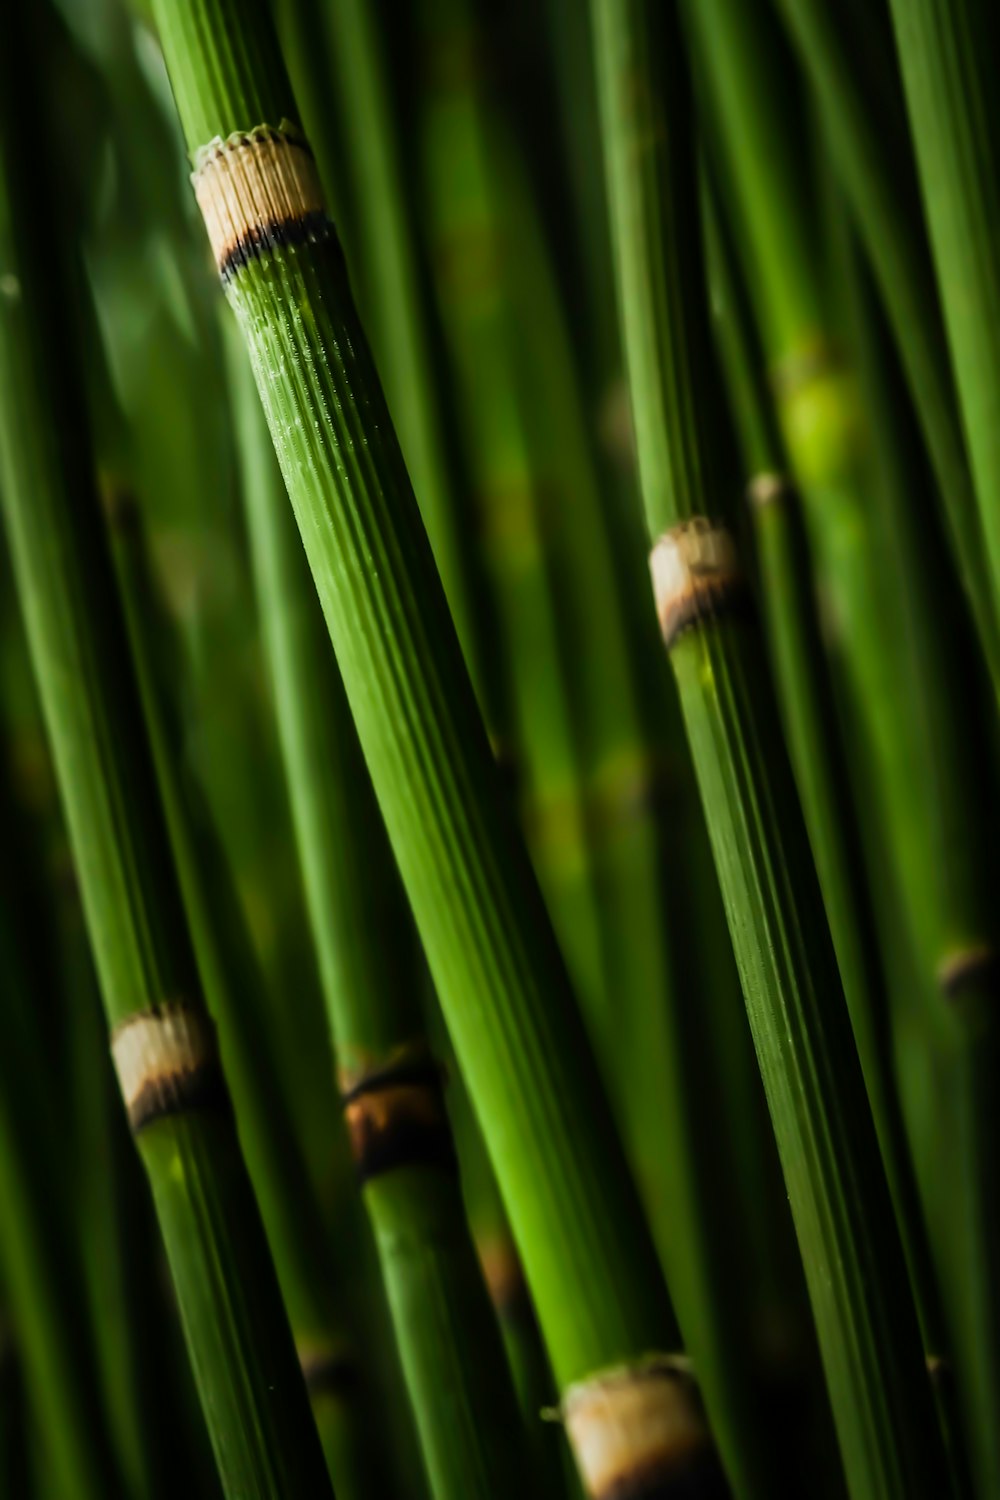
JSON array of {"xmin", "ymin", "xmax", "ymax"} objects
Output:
[
  {"xmin": 297, "ymin": 1342, "xmax": 359, "ymax": 1398},
  {"xmin": 649, "ymin": 517, "xmax": 747, "ymax": 649},
  {"xmin": 746, "ymin": 471, "xmax": 793, "ymax": 510},
  {"xmin": 478, "ymin": 1236, "xmax": 528, "ymax": 1319},
  {"xmin": 110, "ymin": 1004, "xmax": 226, "ymax": 1135},
  {"xmin": 936, "ymin": 945, "xmax": 1000, "ymax": 1005},
  {"xmin": 769, "ymin": 339, "xmax": 845, "ymax": 399},
  {"xmin": 190, "ymin": 121, "xmax": 336, "ymax": 282},
  {"xmin": 339, "ymin": 1045, "xmax": 456, "ymax": 1184},
  {"xmin": 561, "ymin": 1356, "xmax": 719, "ymax": 1500}
]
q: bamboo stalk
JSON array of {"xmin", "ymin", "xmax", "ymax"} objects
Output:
[
  {"xmin": 63, "ymin": 0, "xmax": 342, "ymax": 1203},
  {"xmin": 0, "ymin": 768, "xmax": 129, "ymax": 1500},
  {"xmin": 228, "ymin": 316, "xmax": 537, "ymax": 1500},
  {"xmin": 410, "ymin": 0, "xmax": 604, "ymax": 1005},
  {"xmin": 58, "ymin": 865, "xmax": 214, "ymax": 1500},
  {"xmin": 148, "ymin": 2, "xmax": 724, "ymax": 1492},
  {"xmin": 705, "ymin": 191, "xmax": 969, "ymax": 1491},
  {"xmin": 307, "ymin": 16, "xmax": 615, "ymax": 1485},
  {"xmin": 692, "ymin": 14, "xmax": 1000, "ymax": 1481},
  {"xmin": 311, "ymin": 0, "xmax": 489, "ymax": 704},
  {"xmin": 590, "ymin": 4, "xmax": 948, "ymax": 1497},
  {"xmin": 772, "ymin": 0, "xmax": 1000, "ymax": 694},
  {"xmin": 690, "ymin": 0, "xmax": 958, "ymax": 1337},
  {"xmin": 0, "ymin": 13, "xmax": 333, "ymax": 1495},
  {"xmin": 0, "ymin": 582, "xmax": 204, "ymax": 1500},
  {"xmin": 686, "ymin": 1, "xmax": 932, "ymax": 909},
  {"xmin": 459, "ymin": 20, "xmax": 817, "ymax": 1490},
  {"xmin": 844, "ymin": 240, "xmax": 1000, "ymax": 1500},
  {"xmin": 886, "ymin": 0, "xmax": 1000, "ymax": 662},
  {"xmin": 105, "ymin": 487, "xmax": 387, "ymax": 1500},
  {"xmin": 527, "ymin": 35, "xmax": 834, "ymax": 1480}
]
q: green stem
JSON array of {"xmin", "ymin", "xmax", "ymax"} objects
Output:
[
  {"xmin": 0, "ymin": 774, "xmax": 128, "ymax": 1500},
  {"xmin": 149, "ymin": 1, "xmax": 719, "ymax": 1491},
  {"xmin": 0, "ymin": 13, "xmax": 332, "ymax": 1496},
  {"xmin": 886, "ymin": 0, "xmax": 1000, "ymax": 661},
  {"xmin": 228, "ymin": 317, "xmax": 536, "ymax": 1500},
  {"xmin": 845, "ymin": 239, "xmax": 1000, "ymax": 1500},
  {"xmin": 107, "ymin": 489, "xmax": 386, "ymax": 1500},
  {"xmin": 590, "ymin": 4, "xmax": 948, "ymax": 1497},
  {"xmin": 773, "ymin": 0, "xmax": 1000, "ymax": 693},
  {"xmin": 410, "ymin": 0, "xmax": 604, "ymax": 1004}
]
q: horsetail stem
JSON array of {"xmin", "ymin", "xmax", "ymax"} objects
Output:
[
  {"xmin": 106, "ymin": 493, "xmax": 386, "ymax": 1498},
  {"xmin": 0, "ymin": 12, "xmax": 334, "ymax": 1495},
  {"xmin": 590, "ymin": 3, "xmax": 949, "ymax": 1495},
  {"xmin": 146, "ymin": 1, "xmax": 731, "ymax": 1492},
  {"xmin": 773, "ymin": 0, "xmax": 1000, "ymax": 694},
  {"xmin": 228, "ymin": 314, "xmax": 534, "ymax": 1500}
]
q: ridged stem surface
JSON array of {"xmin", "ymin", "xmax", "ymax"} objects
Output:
[
  {"xmin": 774, "ymin": 0, "xmax": 1000, "ymax": 693},
  {"xmin": 887, "ymin": 0, "xmax": 1000, "ymax": 650},
  {"xmin": 148, "ymin": 0, "xmax": 683, "ymax": 1439},
  {"xmin": 591, "ymin": 4, "xmax": 949, "ymax": 1497},
  {"xmin": 229, "ymin": 318, "xmax": 533, "ymax": 1500},
  {"xmin": 0, "ymin": 15, "xmax": 333, "ymax": 1496},
  {"xmin": 108, "ymin": 497, "xmax": 382, "ymax": 1499},
  {"xmin": 412, "ymin": 0, "xmax": 604, "ymax": 1003}
]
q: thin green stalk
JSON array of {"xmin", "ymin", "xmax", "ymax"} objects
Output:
[
  {"xmin": 772, "ymin": 0, "xmax": 1000, "ymax": 693},
  {"xmin": 591, "ymin": 4, "xmax": 948, "ymax": 1498},
  {"xmin": 0, "ymin": 13, "xmax": 332, "ymax": 1496},
  {"xmin": 335, "ymin": 5, "xmax": 819, "ymax": 1485},
  {"xmin": 228, "ymin": 318, "xmax": 535, "ymax": 1500},
  {"xmin": 706, "ymin": 192, "xmax": 967, "ymax": 1490},
  {"xmin": 530, "ymin": 29, "xmax": 834, "ymax": 1479},
  {"xmin": 77, "ymin": 188, "xmax": 362, "ymax": 1463},
  {"xmin": 106, "ymin": 489, "xmax": 387, "ymax": 1500},
  {"xmin": 274, "ymin": 17, "xmax": 539, "ymax": 1441},
  {"xmin": 61, "ymin": 880, "xmax": 216, "ymax": 1500},
  {"xmin": 0, "ymin": 581, "xmax": 207, "ymax": 1500},
  {"xmin": 149, "ymin": 3, "xmax": 722, "ymax": 1492},
  {"xmin": 457, "ymin": 1128, "xmax": 573, "ymax": 1492},
  {"xmin": 0, "ymin": 771, "xmax": 128, "ymax": 1500},
  {"xmin": 65, "ymin": 0, "xmax": 341, "ymax": 1198},
  {"xmin": 411, "ymin": 0, "xmax": 604, "ymax": 1005},
  {"xmin": 482, "ymin": 29, "xmax": 813, "ymax": 1492},
  {"xmin": 886, "ymin": 0, "xmax": 1000, "ymax": 655},
  {"xmin": 693, "ymin": 28, "xmax": 1000, "ymax": 1479},
  {"xmin": 687, "ymin": 2, "xmax": 945, "ymax": 983},
  {"xmin": 845, "ymin": 242, "xmax": 1000, "ymax": 1500},
  {"xmin": 311, "ymin": 0, "xmax": 489, "ymax": 703},
  {"xmin": 691, "ymin": 0, "xmax": 961, "ymax": 1346}
]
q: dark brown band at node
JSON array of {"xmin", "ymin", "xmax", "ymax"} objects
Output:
[
  {"xmin": 299, "ymin": 1349, "xmax": 359, "ymax": 1398},
  {"xmin": 769, "ymin": 340, "xmax": 844, "ymax": 399},
  {"xmin": 658, "ymin": 575, "xmax": 751, "ymax": 649},
  {"xmin": 101, "ymin": 483, "xmax": 140, "ymax": 533},
  {"xmin": 479, "ymin": 1238, "xmax": 529, "ymax": 1321},
  {"xmin": 192, "ymin": 125, "xmax": 337, "ymax": 284},
  {"xmin": 649, "ymin": 519, "xmax": 750, "ymax": 652},
  {"xmin": 218, "ymin": 210, "xmax": 340, "ymax": 284},
  {"xmin": 111, "ymin": 1005, "xmax": 228, "ymax": 1136},
  {"xmin": 564, "ymin": 1356, "xmax": 714, "ymax": 1500},
  {"xmin": 938, "ymin": 946, "xmax": 1000, "ymax": 1002},
  {"xmin": 340, "ymin": 1055, "xmax": 444, "ymax": 1104},
  {"xmin": 342, "ymin": 1061, "xmax": 456, "ymax": 1184},
  {"xmin": 126, "ymin": 1061, "xmax": 229, "ymax": 1136},
  {"xmin": 596, "ymin": 1447, "xmax": 729, "ymax": 1500}
]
